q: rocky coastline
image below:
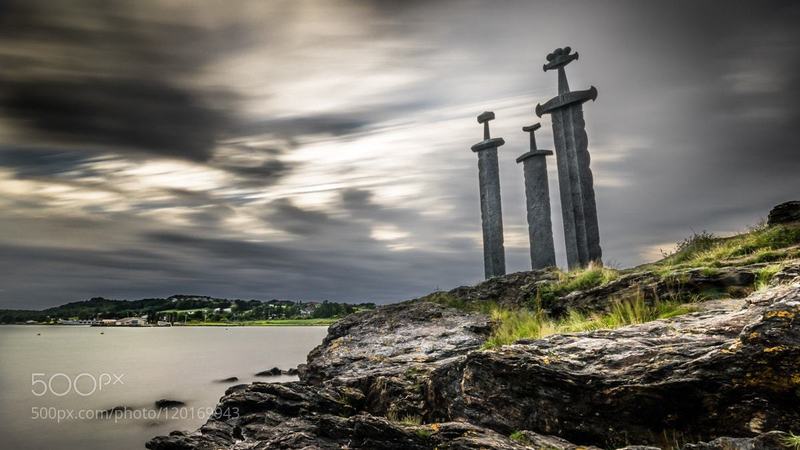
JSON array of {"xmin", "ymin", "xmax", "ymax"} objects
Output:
[{"xmin": 147, "ymin": 205, "xmax": 800, "ymax": 450}]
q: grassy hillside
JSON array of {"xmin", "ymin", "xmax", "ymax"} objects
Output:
[{"xmin": 435, "ymin": 221, "xmax": 800, "ymax": 349}]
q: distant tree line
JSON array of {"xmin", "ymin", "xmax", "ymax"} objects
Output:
[{"xmin": 0, "ymin": 295, "xmax": 376, "ymax": 324}]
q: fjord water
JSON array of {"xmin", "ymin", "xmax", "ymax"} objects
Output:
[{"xmin": 0, "ymin": 325, "xmax": 328, "ymax": 450}]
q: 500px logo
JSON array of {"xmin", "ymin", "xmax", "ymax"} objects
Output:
[{"xmin": 31, "ymin": 373, "xmax": 125, "ymax": 397}]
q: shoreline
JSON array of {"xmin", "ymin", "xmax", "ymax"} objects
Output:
[{"xmin": 0, "ymin": 319, "xmax": 337, "ymax": 327}]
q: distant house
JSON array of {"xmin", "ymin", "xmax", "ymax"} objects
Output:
[
  {"xmin": 57, "ymin": 319, "xmax": 98, "ymax": 325},
  {"xmin": 115, "ymin": 317, "xmax": 146, "ymax": 326},
  {"xmin": 299, "ymin": 302, "xmax": 319, "ymax": 317}
]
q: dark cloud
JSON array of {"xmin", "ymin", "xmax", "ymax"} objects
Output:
[
  {"xmin": 266, "ymin": 199, "xmax": 338, "ymax": 236},
  {"xmin": 0, "ymin": 0, "xmax": 240, "ymax": 162},
  {"xmin": 341, "ymin": 188, "xmax": 374, "ymax": 211},
  {"xmin": 0, "ymin": 147, "xmax": 92, "ymax": 178},
  {"xmin": 218, "ymin": 160, "xmax": 292, "ymax": 182},
  {"xmin": 1, "ymin": 78, "xmax": 230, "ymax": 162}
]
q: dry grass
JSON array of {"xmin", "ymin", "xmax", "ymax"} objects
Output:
[
  {"xmin": 658, "ymin": 224, "xmax": 800, "ymax": 270},
  {"xmin": 483, "ymin": 295, "xmax": 695, "ymax": 349}
]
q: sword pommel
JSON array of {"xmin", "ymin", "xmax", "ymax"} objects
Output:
[
  {"xmin": 477, "ymin": 111, "xmax": 495, "ymax": 123},
  {"xmin": 522, "ymin": 123, "xmax": 541, "ymax": 132},
  {"xmin": 543, "ymin": 47, "xmax": 578, "ymax": 72},
  {"xmin": 477, "ymin": 111, "xmax": 497, "ymax": 140}
]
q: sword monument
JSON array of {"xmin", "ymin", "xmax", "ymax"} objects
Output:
[
  {"xmin": 517, "ymin": 123, "xmax": 556, "ymax": 269},
  {"xmin": 536, "ymin": 46, "xmax": 602, "ymax": 268},
  {"xmin": 471, "ymin": 111, "xmax": 506, "ymax": 279}
]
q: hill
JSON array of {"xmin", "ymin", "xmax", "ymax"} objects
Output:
[{"xmin": 0, "ymin": 294, "xmax": 375, "ymax": 324}]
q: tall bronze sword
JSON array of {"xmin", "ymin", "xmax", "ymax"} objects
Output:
[{"xmin": 536, "ymin": 47, "xmax": 602, "ymax": 267}]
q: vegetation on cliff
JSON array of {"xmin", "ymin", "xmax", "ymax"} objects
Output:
[
  {"xmin": 429, "ymin": 221, "xmax": 800, "ymax": 350},
  {"xmin": 483, "ymin": 295, "xmax": 694, "ymax": 348}
]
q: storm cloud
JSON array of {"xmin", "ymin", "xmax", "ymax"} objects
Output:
[{"xmin": 1, "ymin": 0, "xmax": 799, "ymax": 308}]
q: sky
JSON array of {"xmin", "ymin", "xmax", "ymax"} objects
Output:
[{"xmin": 1, "ymin": 0, "xmax": 799, "ymax": 309}]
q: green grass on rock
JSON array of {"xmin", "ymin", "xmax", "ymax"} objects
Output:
[{"xmin": 484, "ymin": 295, "xmax": 695, "ymax": 349}]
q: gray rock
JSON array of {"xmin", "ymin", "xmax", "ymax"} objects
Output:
[
  {"xmin": 512, "ymin": 430, "xmax": 602, "ymax": 449},
  {"xmin": 767, "ymin": 201, "xmax": 800, "ymax": 225},
  {"xmin": 214, "ymin": 376, "xmax": 238, "ymax": 383},
  {"xmin": 449, "ymin": 284, "xmax": 800, "ymax": 447},
  {"xmin": 301, "ymin": 301, "xmax": 492, "ymax": 385},
  {"xmin": 426, "ymin": 269, "xmax": 559, "ymax": 309},
  {"xmin": 146, "ymin": 381, "xmax": 551, "ymax": 450},
  {"xmin": 154, "ymin": 399, "xmax": 185, "ymax": 408},
  {"xmin": 682, "ymin": 431, "xmax": 790, "ymax": 450},
  {"xmin": 255, "ymin": 367, "xmax": 282, "ymax": 377},
  {"xmin": 300, "ymin": 301, "xmax": 491, "ymax": 419}
]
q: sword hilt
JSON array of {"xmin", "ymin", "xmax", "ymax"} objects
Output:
[
  {"xmin": 477, "ymin": 111, "xmax": 495, "ymax": 140},
  {"xmin": 543, "ymin": 46, "xmax": 578, "ymax": 72},
  {"xmin": 522, "ymin": 123, "xmax": 542, "ymax": 151}
]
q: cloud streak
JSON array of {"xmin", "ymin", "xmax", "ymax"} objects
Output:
[{"xmin": 1, "ymin": 0, "xmax": 799, "ymax": 308}]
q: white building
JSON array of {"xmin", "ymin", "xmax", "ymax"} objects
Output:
[{"xmin": 115, "ymin": 317, "xmax": 146, "ymax": 326}]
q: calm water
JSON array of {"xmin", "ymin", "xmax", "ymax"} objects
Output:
[{"xmin": 0, "ymin": 325, "xmax": 328, "ymax": 450}]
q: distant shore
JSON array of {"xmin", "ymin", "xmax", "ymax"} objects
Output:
[
  {"xmin": 180, "ymin": 318, "xmax": 337, "ymax": 326},
  {"xmin": 2, "ymin": 318, "xmax": 338, "ymax": 327}
]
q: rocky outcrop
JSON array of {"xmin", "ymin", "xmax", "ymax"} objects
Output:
[
  {"xmin": 417, "ymin": 263, "xmax": 770, "ymax": 318},
  {"xmin": 301, "ymin": 301, "xmax": 491, "ymax": 384},
  {"xmin": 768, "ymin": 200, "xmax": 800, "ymax": 225},
  {"xmin": 548, "ymin": 265, "xmax": 760, "ymax": 316},
  {"xmin": 146, "ymin": 381, "xmax": 578, "ymax": 450},
  {"xmin": 149, "ymin": 279, "xmax": 800, "ymax": 450},
  {"xmin": 450, "ymin": 284, "xmax": 800, "ymax": 447},
  {"xmin": 299, "ymin": 300, "xmax": 491, "ymax": 419},
  {"xmin": 421, "ymin": 269, "xmax": 560, "ymax": 308}
]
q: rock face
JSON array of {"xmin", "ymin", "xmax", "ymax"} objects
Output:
[
  {"xmin": 146, "ymin": 381, "xmax": 555, "ymax": 450},
  {"xmin": 149, "ymin": 279, "xmax": 800, "ymax": 450},
  {"xmin": 301, "ymin": 301, "xmax": 491, "ymax": 384},
  {"xmin": 768, "ymin": 200, "xmax": 800, "ymax": 225},
  {"xmin": 450, "ymin": 284, "xmax": 800, "ymax": 447},
  {"xmin": 422, "ymin": 269, "xmax": 559, "ymax": 309},
  {"xmin": 682, "ymin": 431, "xmax": 790, "ymax": 450},
  {"xmin": 255, "ymin": 367, "xmax": 282, "ymax": 377},
  {"xmin": 300, "ymin": 300, "xmax": 492, "ymax": 420}
]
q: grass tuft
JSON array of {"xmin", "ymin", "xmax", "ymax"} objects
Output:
[
  {"xmin": 755, "ymin": 263, "xmax": 784, "ymax": 291},
  {"xmin": 483, "ymin": 295, "xmax": 694, "ymax": 349},
  {"xmin": 386, "ymin": 411, "xmax": 423, "ymax": 426},
  {"xmin": 536, "ymin": 263, "xmax": 620, "ymax": 305},
  {"xmin": 660, "ymin": 225, "xmax": 800, "ymax": 269},
  {"xmin": 415, "ymin": 429, "xmax": 432, "ymax": 439},
  {"xmin": 509, "ymin": 431, "xmax": 531, "ymax": 444},
  {"xmin": 783, "ymin": 432, "xmax": 800, "ymax": 450}
]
